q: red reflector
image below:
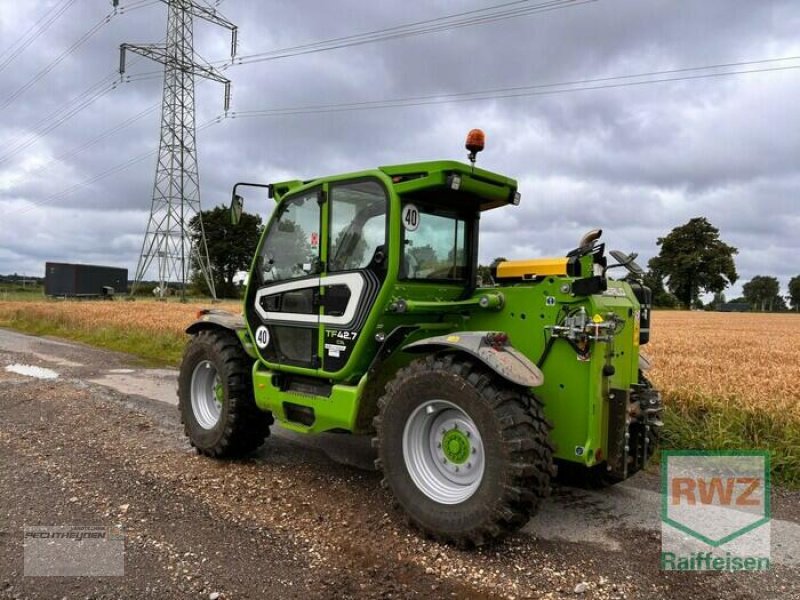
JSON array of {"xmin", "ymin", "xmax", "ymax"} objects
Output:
[{"xmin": 485, "ymin": 332, "xmax": 508, "ymax": 348}]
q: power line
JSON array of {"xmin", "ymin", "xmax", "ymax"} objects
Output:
[
  {"xmin": 0, "ymin": 1, "xmax": 157, "ymax": 112},
  {"xmin": 0, "ymin": 75, "xmax": 120, "ymax": 165},
  {"xmin": 118, "ymin": 0, "xmax": 163, "ymax": 12},
  {"xmin": 126, "ymin": 0, "xmax": 594, "ymax": 76},
  {"xmin": 6, "ymin": 64, "xmax": 213, "ymax": 185},
  {"xmin": 7, "ymin": 54, "xmax": 799, "ymax": 220},
  {"xmin": 222, "ymin": 0, "xmax": 594, "ymax": 68},
  {"xmin": 9, "ymin": 104, "xmax": 160, "ymax": 186},
  {"xmin": 226, "ymin": 56, "xmax": 800, "ymax": 119},
  {"xmin": 0, "ymin": 7, "xmax": 121, "ymax": 111},
  {"xmin": 122, "ymin": 1, "xmax": 596, "ymax": 83},
  {"xmin": 0, "ymin": 0, "xmax": 78, "ymax": 74},
  {"xmin": 8, "ymin": 0, "xmax": 590, "ymax": 174},
  {"xmin": 9, "ymin": 117, "xmax": 222, "ymax": 218},
  {"xmin": 0, "ymin": 47, "xmax": 161, "ymax": 167}
]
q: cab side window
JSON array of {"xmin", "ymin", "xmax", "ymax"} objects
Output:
[
  {"xmin": 328, "ymin": 181, "xmax": 387, "ymax": 272},
  {"xmin": 401, "ymin": 206, "xmax": 468, "ymax": 281}
]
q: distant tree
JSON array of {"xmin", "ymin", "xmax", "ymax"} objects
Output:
[
  {"xmin": 476, "ymin": 257, "xmax": 508, "ymax": 286},
  {"xmin": 742, "ymin": 276, "xmax": 781, "ymax": 312},
  {"xmin": 447, "ymin": 247, "xmax": 467, "ymax": 265},
  {"xmin": 642, "ymin": 268, "xmax": 678, "ymax": 308},
  {"xmin": 705, "ymin": 291, "xmax": 726, "ymax": 311},
  {"xmin": 189, "ymin": 206, "xmax": 263, "ymax": 298},
  {"xmin": 408, "ymin": 244, "xmax": 438, "ymax": 269},
  {"xmin": 648, "ymin": 217, "xmax": 738, "ymax": 309},
  {"xmin": 789, "ymin": 275, "xmax": 800, "ymax": 312},
  {"xmin": 132, "ymin": 281, "xmax": 158, "ymax": 297},
  {"xmin": 477, "ymin": 265, "xmax": 490, "ymax": 285},
  {"xmin": 330, "ymin": 229, "xmax": 366, "ymax": 270}
]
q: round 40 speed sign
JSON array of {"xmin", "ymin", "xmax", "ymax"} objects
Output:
[
  {"xmin": 402, "ymin": 204, "xmax": 420, "ymax": 232},
  {"xmin": 254, "ymin": 325, "xmax": 270, "ymax": 349}
]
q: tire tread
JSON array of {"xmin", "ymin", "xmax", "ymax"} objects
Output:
[
  {"xmin": 178, "ymin": 329, "xmax": 272, "ymax": 458},
  {"xmin": 372, "ymin": 353, "xmax": 553, "ymax": 546}
]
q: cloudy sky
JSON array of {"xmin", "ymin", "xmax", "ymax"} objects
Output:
[{"xmin": 0, "ymin": 0, "xmax": 798, "ymax": 297}]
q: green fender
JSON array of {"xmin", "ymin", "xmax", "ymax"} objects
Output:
[
  {"xmin": 403, "ymin": 331, "xmax": 544, "ymax": 388},
  {"xmin": 185, "ymin": 309, "xmax": 257, "ymax": 359}
]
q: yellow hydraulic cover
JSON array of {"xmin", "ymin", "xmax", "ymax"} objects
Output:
[{"xmin": 496, "ymin": 257, "xmax": 568, "ymax": 279}]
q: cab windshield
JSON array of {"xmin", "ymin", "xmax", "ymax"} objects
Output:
[{"xmin": 258, "ymin": 190, "xmax": 321, "ymax": 283}]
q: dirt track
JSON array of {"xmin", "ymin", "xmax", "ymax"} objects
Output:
[{"xmin": 1, "ymin": 329, "xmax": 799, "ymax": 599}]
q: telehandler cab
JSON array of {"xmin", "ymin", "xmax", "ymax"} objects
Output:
[{"xmin": 179, "ymin": 131, "xmax": 662, "ymax": 546}]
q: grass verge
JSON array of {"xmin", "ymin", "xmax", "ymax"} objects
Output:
[{"xmin": 660, "ymin": 392, "xmax": 800, "ymax": 489}]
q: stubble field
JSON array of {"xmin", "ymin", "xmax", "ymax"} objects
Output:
[{"xmin": 0, "ymin": 299, "xmax": 798, "ymax": 484}]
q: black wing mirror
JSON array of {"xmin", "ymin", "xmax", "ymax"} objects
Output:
[
  {"xmin": 608, "ymin": 249, "xmax": 645, "ymax": 277},
  {"xmin": 230, "ymin": 193, "xmax": 244, "ymax": 225},
  {"xmin": 230, "ymin": 182, "xmax": 273, "ymax": 225}
]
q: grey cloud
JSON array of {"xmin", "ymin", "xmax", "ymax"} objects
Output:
[{"xmin": 1, "ymin": 0, "xmax": 798, "ymax": 297}]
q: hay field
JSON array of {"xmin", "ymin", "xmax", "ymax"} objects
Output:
[
  {"xmin": 0, "ymin": 298, "xmax": 240, "ymax": 337},
  {"xmin": 0, "ymin": 298, "xmax": 240, "ymax": 364},
  {"xmin": 1, "ymin": 301, "xmax": 795, "ymax": 405},
  {"xmin": 0, "ymin": 300, "xmax": 795, "ymax": 407},
  {"xmin": 648, "ymin": 311, "xmax": 800, "ymax": 419}
]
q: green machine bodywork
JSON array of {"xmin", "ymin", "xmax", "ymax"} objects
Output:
[{"xmin": 191, "ymin": 159, "xmax": 659, "ymax": 482}]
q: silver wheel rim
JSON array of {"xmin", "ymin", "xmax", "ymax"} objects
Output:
[
  {"xmin": 191, "ymin": 360, "xmax": 222, "ymax": 429},
  {"xmin": 402, "ymin": 400, "xmax": 485, "ymax": 504}
]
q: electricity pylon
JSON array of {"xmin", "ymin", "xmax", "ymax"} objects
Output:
[{"xmin": 120, "ymin": 0, "xmax": 237, "ymax": 300}]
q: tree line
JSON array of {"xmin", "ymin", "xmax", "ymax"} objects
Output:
[{"xmin": 641, "ymin": 217, "xmax": 798, "ymax": 312}]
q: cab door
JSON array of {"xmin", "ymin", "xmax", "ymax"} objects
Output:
[
  {"xmin": 320, "ymin": 179, "xmax": 389, "ymax": 373},
  {"xmin": 249, "ymin": 187, "xmax": 324, "ymax": 369}
]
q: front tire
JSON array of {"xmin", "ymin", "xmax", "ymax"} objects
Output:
[
  {"xmin": 373, "ymin": 354, "xmax": 554, "ymax": 546},
  {"xmin": 178, "ymin": 329, "xmax": 272, "ymax": 457}
]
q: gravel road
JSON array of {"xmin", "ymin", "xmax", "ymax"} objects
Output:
[{"xmin": 1, "ymin": 328, "xmax": 799, "ymax": 600}]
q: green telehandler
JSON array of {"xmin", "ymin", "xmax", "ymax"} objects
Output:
[{"xmin": 179, "ymin": 130, "xmax": 662, "ymax": 546}]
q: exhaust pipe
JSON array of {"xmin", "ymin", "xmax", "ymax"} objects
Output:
[{"xmin": 578, "ymin": 229, "xmax": 602, "ymax": 248}]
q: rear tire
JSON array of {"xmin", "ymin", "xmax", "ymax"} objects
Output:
[
  {"xmin": 373, "ymin": 354, "xmax": 554, "ymax": 546},
  {"xmin": 178, "ymin": 329, "xmax": 272, "ymax": 457}
]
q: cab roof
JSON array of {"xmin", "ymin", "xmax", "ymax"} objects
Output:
[{"xmin": 271, "ymin": 160, "xmax": 519, "ymax": 211}]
